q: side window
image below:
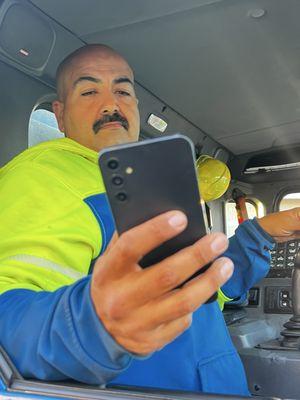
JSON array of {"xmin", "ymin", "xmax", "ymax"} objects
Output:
[
  {"xmin": 225, "ymin": 199, "xmax": 264, "ymax": 237},
  {"xmin": 28, "ymin": 108, "xmax": 64, "ymax": 147},
  {"xmin": 279, "ymin": 193, "xmax": 300, "ymax": 211}
]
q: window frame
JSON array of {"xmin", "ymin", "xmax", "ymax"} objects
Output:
[
  {"xmin": 224, "ymin": 197, "xmax": 265, "ymax": 237},
  {"xmin": 274, "ymin": 187, "xmax": 300, "ymax": 212}
]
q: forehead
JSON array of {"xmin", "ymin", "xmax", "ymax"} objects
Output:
[{"xmin": 66, "ymin": 52, "xmax": 134, "ymax": 86}]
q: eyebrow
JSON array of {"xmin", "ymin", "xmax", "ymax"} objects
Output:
[
  {"xmin": 73, "ymin": 75, "xmax": 134, "ymax": 88},
  {"xmin": 114, "ymin": 77, "xmax": 134, "ymax": 86}
]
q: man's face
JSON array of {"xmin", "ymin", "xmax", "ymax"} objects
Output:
[{"xmin": 53, "ymin": 50, "xmax": 140, "ymax": 152}]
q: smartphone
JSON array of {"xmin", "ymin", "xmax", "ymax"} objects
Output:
[{"xmin": 99, "ymin": 134, "xmax": 216, "ymax": 302}]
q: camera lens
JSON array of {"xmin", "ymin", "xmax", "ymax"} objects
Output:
[
  {"xmin": 107, "ymin": 158, "xmax": 119, "ymax": 170},
  {"xmin": 116, "ymin": 192, "xmax": 127, "ymax": 202},
  {"xmin": 112, "ymin": 175, "xmax": 123, "ymax": 186}
]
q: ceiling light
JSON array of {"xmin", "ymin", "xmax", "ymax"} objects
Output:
[
  {"xmin": 19, "ymin": 48, "xmax": 29, "ymax": 56},
  {"xmin": 248, "ymin": 9, "xmax": 266, "ymax": 19},
  {"xmin": 147, "ymin": 113, "xmax": 168, "ymax": 133}
]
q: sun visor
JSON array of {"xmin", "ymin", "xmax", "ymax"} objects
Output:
[
  {"xmin": 0, "ymin": 0, "xmax": 55, "ymax": 74},
  {"xmin": 244, "ymin": 147, "xmax": 300, "ymax": 175}
]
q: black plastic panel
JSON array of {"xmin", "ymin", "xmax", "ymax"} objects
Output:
[
  {"xmin": 264, "ymin": 286, "xmax": 292, "ymax": 314},
  {"xmin": 267, "ymin": 240, "xmax": 300, "ymax": 278}
]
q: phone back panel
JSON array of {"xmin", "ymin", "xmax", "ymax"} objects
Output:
[{"xmin": 99, "ymin": 134, "xmax": 209, "ymax": 268}]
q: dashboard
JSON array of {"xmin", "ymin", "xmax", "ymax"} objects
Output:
[{"xmin": 245, "ymin": 240, "xmax": 300, "ymax": 315}]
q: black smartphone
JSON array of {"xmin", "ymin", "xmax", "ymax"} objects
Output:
[{"xmin": 99, "ymin": 134, "xmax": 216, "ymax": 302}]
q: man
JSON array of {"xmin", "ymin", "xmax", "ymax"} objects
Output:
[{"xmin": 0, "ymin": 44, "xmax": 299, "ymax": 396}]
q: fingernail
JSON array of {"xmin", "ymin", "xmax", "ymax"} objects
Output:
[
  {"xmin": 210, "ymin": 235, "xmax": 228, "ymax": 253},
  {"xmin": 220, "ymin": 260, "xmax": 234, "ymax": 279},
  {"xmin": 168, "ymin": 212, "xmax": 187, "ymax": 229}
]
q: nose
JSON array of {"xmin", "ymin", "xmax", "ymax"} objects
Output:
[{"xmin": 100, "ymin": 90, "xmax": 119, "ymax": 115}]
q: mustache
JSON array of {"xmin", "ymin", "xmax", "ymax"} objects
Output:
[{"xmin": 93, "ymin": 112, "xmax": 129, "ymax": 134}]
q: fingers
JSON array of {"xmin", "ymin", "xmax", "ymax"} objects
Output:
[
  {"xmin": 91, "ymin": 210, "xmax": 234, "ymax": 356},
  {"xmin": 144, "ymin": 232, "xmax": 228, "ymax": 293},
  {"xmin": 147, "ymin": 314, "xmax": 193, "ymax": 353},
  {"xmin": 105, "ymin": 231, "xmax": 118, "ymax": 252},
  {"xmin": 111, "ymin": 314, "xmax": 193, "ymax": 355},
  {"xmin": 106, "ymin": 257, "xmax": 233, "ymax": 354},
  {"xmin": 105, "ymin": 210, "xmax": 188, "ymax": 274},
  {"xmin": 135, "ymin": 257, "xmax": 234, "ymax": 329},
  {"xmin": 119, "ymin": 232, "xmax": 229, "ymax": 310},
  {"xmin": 257, "ymin": 207, "xmax": 300, "ymax": 238}
]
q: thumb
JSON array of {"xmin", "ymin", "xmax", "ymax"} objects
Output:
[{"xmin": 106, "ymin": 231, "xmax": 119, "ymax": 253}]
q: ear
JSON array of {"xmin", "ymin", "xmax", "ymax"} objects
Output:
[{"xmin": 52, "ymin": 100, "xmax": 65, "ymax": 132}]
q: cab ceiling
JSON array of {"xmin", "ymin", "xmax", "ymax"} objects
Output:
[{"xmin": 31, "ymin": 0, "xmax": 300, "ymax": 155}]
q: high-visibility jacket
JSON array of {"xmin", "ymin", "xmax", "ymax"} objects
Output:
[{"xmin": 0, "ymin": 138, "xmax": 274, "ymax": 396}]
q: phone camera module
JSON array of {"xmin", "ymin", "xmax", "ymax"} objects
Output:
[
  {"xmin": 112, "ymin": 175, "xmax": 123, "ymax": 186},
  {"xmin": 107, "ymin": 158, "xmax": 119, "ymax": 170},
  {"xmin": 116, "ymin": 192, "xmax": 127, "ymax": 202}
]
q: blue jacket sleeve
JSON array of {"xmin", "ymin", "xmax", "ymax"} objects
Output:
[
  {"xmin": 221, "ymin": 218, "xmax": 275, "ymax": 299},
  {"xmin": 0, "ymin": 276, "xmax": 135, "ymax": 384}
]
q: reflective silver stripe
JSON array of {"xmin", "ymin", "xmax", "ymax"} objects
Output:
[{"xmin": 7, "ymin": 254, "xmax": 84, "ymax": 280}]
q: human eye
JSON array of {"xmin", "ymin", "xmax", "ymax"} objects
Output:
[
  {"xmin": 116, "ymin": 89, "xmax": 131, "ymax": 97},
  {"xmin": 81, "ymin": 89, "xmax": 97, "ymax": 97}
]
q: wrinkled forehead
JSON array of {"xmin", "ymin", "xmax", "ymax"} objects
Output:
[{"xmin": 62, "ymin": 50, "xmax": 134, "ymax": 92}]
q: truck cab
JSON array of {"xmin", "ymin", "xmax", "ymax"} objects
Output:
[{"xmin": 0, "ymin": 0, "xmax": 299, "ymax": 399}]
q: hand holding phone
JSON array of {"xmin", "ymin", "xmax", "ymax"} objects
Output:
[
  {"xmin": 90, "ymin": 134, "xmax": 235, "ymax": 356},
  {"xmin": 90, "ymin": 135, "xmax": 234, "ymax": 354}
]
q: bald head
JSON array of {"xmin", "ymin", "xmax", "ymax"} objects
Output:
[{"xmin": 56, "ymin": 44, "xmax": 133, "ymax": 101}]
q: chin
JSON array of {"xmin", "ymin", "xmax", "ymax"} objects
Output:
[{"xmin": 102, "ymin": 131, "xmax": 138, "ymax": 147}]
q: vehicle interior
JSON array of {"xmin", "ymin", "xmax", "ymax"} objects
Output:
[{"xmin": 0, "ymin": 0, "xmax": 300, "ymax": 399}]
